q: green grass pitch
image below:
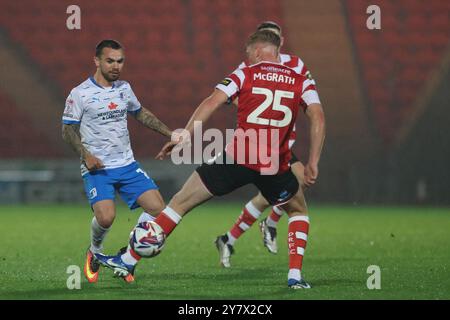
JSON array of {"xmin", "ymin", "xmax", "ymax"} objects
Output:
[{"xmin": 0, "ymin": 203, "xmax": 449, "ymax": 300}]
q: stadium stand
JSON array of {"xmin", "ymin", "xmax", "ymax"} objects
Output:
[
  {"xmin": 344, "ymin": 0, "xmax": 449, "ymax": 144},
  {"xmin": 0, "ymin": 90, "xmax": 61, "ymax": 158},
  {"xmin": 0, "ymin": 0, "xmax": 447, "ymax": 154},
  {"xmin": 0, "ymin": 0, "xmax": 283, "ymax": 158},
  {"xmin": 0, "ymin": 0, "xmax": 448, "ymax": 204}
]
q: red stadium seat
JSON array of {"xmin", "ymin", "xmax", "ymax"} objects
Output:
[
  {"xmin": 0, "ymin": 90, "xmax": 62, "ymax": 158},
  {"xmin": 0, "ymin": 0, "xmax": 284, "ymax": 157},
  {"xmin": 344, "ymin": 0, "xmax": 449, "ymax": 145}
]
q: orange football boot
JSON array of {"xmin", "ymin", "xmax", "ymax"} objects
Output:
[{"xmin": 84, "ymin": 249, "xmax": 100, "ymax": 283}]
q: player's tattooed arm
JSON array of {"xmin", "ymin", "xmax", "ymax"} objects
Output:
[
  {"xmin": 62, "ymin": 124, "xmax": 88, "ymax": 158},
  {"xmin": 155, "ymin": 89, "xmax": 228, "ymax": 160},
  {"xmin": 62, "ymin": 124, "xmax": 104, "ymax": 170},
  {"xmin": 134, "ymin": 107, "xmax": 172, "ymax": 138}
]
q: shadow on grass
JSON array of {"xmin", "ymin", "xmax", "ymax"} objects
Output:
[
  {"xmin": 1, "ymin": 264, "xmax": 364, "ymax": 300},
  {"xmin": 308, "ymin": 278, "xmax": 363, "ymax": 287},
  {"xmin": 0, "ymin": 281, "xmax": 139, "ymax": 300}
]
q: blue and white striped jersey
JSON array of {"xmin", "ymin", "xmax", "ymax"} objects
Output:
[{"xmin": 62, "ymin": 77, "xmax": 141, "ymax": 175}]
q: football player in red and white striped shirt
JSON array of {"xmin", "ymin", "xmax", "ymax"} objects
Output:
[
  {"xmin": 97, "ymin": 30, "xmax": 325, "ymax": 288},
  {"xmin": 133, "ymin": 22, "xmax": 318, "ymax": 255},
  {"xmin": 218, "ymin": 21, "xmax": 320, "ymax": 264}
]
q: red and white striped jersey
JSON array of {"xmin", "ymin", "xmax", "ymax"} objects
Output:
[
  {"xmin": 236, "ymin": 53, "xmax": 318, "ymax": 149},
  {"xmin": 216, "ymin": 61, "xmax": 320, "ymax": 174},
  {"xmin": 238, "ymin": 53, "xmax": 311, "ymax": 77}
]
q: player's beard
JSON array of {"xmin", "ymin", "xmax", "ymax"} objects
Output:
[{"xmin": 102, "ymin": 70, "xmax": 120, "ymax": 82}]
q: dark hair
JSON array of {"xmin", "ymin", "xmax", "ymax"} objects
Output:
[
  {"xmin": 256, "ymin": 21, "xmax": 282, "ymax": 34},
  {"xmin": 246, "ymin": 30, "xmax": 281, "ymax": 48},
  {"xmin": 95, "ymin": 39, "xmax": 123, "ymax": 57}
]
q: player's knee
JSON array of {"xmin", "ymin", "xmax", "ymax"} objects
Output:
[
  {"xmin": 152, "ymin": 198, "xmax": 165, "ymax": 214},
  {"xmin": 141, "ymin": 199, "xmax": 165, "ymax": 215},
  {"xmin": 93, "ymin": 205, "xmax": 115, "ymax": 227},
  {"xmin": 96, "ymin": 214, "xmax": 115, "ymax": 228},
  {"xmin": 137, "ymin": 190, "xmax": 166, "ymax": 215}
]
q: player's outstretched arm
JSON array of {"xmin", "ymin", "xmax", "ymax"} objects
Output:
[
  {"xmin": 133, "ymin": 107, "xmax": 172, "ymax": 138},
  {"xmin": 62, "ymin": 124, "xmax": 104, "ymax": 170},
  {"xmin": 184, "ymin": 89, "xmax": 228, "ymax": 135},
  {"xmin": 304, "ymin": 103, "xmax": 326, "ymax": 187},
  {"xmin": 155, "ymin": 89, "xmax": 228, "ymax": 160}
]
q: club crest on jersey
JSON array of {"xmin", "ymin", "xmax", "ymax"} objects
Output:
[
  {"xmin": 108, "ymin": 102, "xmax": 118, "ymax": 110},
  {"xmin": 65, "ymin": 98, "xmax": 74, "ymax": 112},
  {"xmin": 220, "ymin": 79, "xmax": 232, "ymax": 86}
]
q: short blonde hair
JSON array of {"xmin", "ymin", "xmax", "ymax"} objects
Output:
[{"xmin": 246, "ymin": 30, "xmax": 281, "ymax": 48}]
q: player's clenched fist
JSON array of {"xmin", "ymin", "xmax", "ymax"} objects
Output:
[
  {"xmin": 155, "ymin": 141, "xmax": 177, "ymax": 160},
  {"xmin": 172, "ymin": 129, "xmax": 191, "ymax": 146},
  {"xmin": 155, "ymin": 130, "xmax": 190, "ymax": 160},
  {"xmin": 304, "ymin": 162, "xmax": 319, "ymax": 187},
  {"xmin": 83, "ymin": 154, "xmax": 105, "ymax": 171}
]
